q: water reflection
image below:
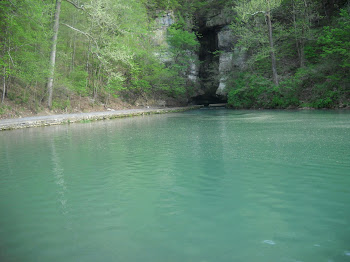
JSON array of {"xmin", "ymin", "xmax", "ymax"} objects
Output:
[{"xmin": 50, "ymin": 137, "xmax": 68, "ymax": 215}]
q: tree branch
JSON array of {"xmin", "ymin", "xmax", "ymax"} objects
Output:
[
  {"xmin": 9, "ymin": 44, "xmax": 31, "ymax": 52},
  {"xmin": 8, "ymin": 0, "xmax": 16, "ymax": 8},
  {"xmin": 247, "ymin": 10, "xmax": 266, "ymax": 16},
  {"xmin": 61, "ymin": 23, "xmax": 104, "ymax": 63},
  {"xmin": 7, "ymin": 51, "xmax": 15, "ymax": 67},
  {"xmin": 61, "ymin": 23, "xmax": 97, "ymax": 47},
  {"xmin": 64, "ymin": 0, "xmax": 84, "ymax": 10}
]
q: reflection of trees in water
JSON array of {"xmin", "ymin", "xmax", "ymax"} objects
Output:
[
  {"xmin": 2, "ymin": 143, "xmax": 14, "ymax": 178},
  {"xmin": 50, "ymin": 137, "xmax": 71, "ymax": 230}
]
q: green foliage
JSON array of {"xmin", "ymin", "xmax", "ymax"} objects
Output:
[
  {"xmin": 164, "ymin": 23, "xmax": 199, "ymax": 97},
  {"xmin": 106, "ymin": 78, "xmax": 126, "ymax": 96},
  {"xmin": 301, "ymin": 8, "xmax": 350, "ymax": 108},
  {"xmin": 69, "ymin": 66, "xmax": 89, "ymax": 96},
  {"xmin": 227, "ymin": 72, "xmax": 303, "ymax": 109},
  {"xmin": 317, "ymin": 9, "xmax": 350, "ymax": 69},
  {"xmin": 0, "ymin": 104, "xmax": 9, "ymax": 115},
  {"xmin": 235, "ymin": 0, "xmax": 282, "ymax": 21},
  {"xmin": 281, "ymin": 66, "xmax": 348, "ymax": 108},
  {"xmin": 231, "ymin": 0, "xmax": 283, "ymax": 82},
  {"xmin": 79, "ymin": 119, "xmax": 92, "ymax": 123},
  {"xmin": 0, "ymin": 0, "xmax": 51, "ymax": 103},
  {"xmin": 167, "ymin": 25, "xmax": 199, "ymax": 52},
  {"xmin": 227, "ymin": 73, "xmax": 274, "ymax": 108},
  {"xmin": 228, "ymin": 0, "xmax": 349, "ymax": 109},
  {"xmin": 304, "ymin": 42, "xmax": 320, "ymax": 63},
  {"xmin": 52, "ymin": 99, "xmax": 71, "ymax": 111},
  {"xmin": 145, "ymin": 0, "xmax": 181, "ymax": 12}
]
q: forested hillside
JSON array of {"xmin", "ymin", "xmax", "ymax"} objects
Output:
[
  {"xmin": 0, "ymin": 0, "xmax": 200, "ymax": 116},
  {"xmin": 0, "ymin": 0, "xmax": 349, "ymax": 117},
  {"xmin": 227, "ymin": 0, "xmax": 350, "ymax": 108}
]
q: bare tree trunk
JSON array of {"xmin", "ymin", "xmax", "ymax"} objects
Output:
[
  {"xmin": 292, "ymin": 0, "xmax": 305, "ymax": 67},
  {"xmin": 70, "ymin": 10, "xmax": 77, "ymax": 73},
  {"xmin": 94, "ymin": 65, "xmax": 101, "ymax": 99},
  {"xmin": 299, "ymin": 33, "xmax": 305, "ymax": 67},
  {"xmin": 93, "ymin": 65, "xmax": 98, "ymax": 99},
  {"xmin": 86, "ymin": 40, "xmax": 91, "ymax": 97},
  {"xmin": 1, "ymin": 27, "xmax": 7, "ymax": 104},
  {"xmin": 1, "ymin": 66, "xmax": 5, "ymax": 104},
  {"xmin": 292, "ymin": 1, "xmax": 301, "ymax": 61},
  {"xmin": 71, "ymin": 34, "xmax": 76, "ymax": 73},
  {"xmin": 266, "ymin": 10, "xmax": 279, "ymax": 86},
  {"xmin": 300, "ymin": 0, "xmax": 310, "ymax": 67},
  {"xmin": 47, "ymin": 0, "xmax": 62, "ymax": 109}
]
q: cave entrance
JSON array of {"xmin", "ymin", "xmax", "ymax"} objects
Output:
[{"xmin": 192, "ymin": 26, "xmax": 227, "ymax": 106}]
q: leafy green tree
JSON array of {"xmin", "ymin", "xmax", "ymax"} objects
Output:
[
  {"xmin": 0, "ymin": 0, "xmax": 51, "ymax": 105},
  {"xmin": 276, "ymin": 0, "xmax": 319, "ymax": 68},
  {"xmin": 318, "ymin": 9, "xmax": 350, "ymax": 69},
  {"xmin": 234, "ymin": 0, "xmax": 282, "ymax": 85}
]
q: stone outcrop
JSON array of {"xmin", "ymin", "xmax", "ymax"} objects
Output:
[
  {"xmin": 218, "ymin": 26, "xmax": 235, "ymax": 51},
  {"xmin": 152, "ymin": 7, "xmax": 245, "ymax": 103},
  {"xmin": 197, "ymin": 9, "xmax": 246, "ymax": 99},
  {"xmin": 216, "ymin": 28, "xmax": 247, "ymax": 96},
  {"xmin": 205, "ymin": 9, "xmax": 233, "ymax": 28},
  {"xmin": 188, "ymin": 60, "xmax": 199, "ymax": 83},
  {"xmin": 153, "ymin": 11, "xmax": 175, "ymax": 47},
  {"xmin": 216, "ymin": 52, "xmax": 233, "ymax": 96}
]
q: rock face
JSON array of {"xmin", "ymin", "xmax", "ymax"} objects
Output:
[
  {"xmin": 188, "ymin": 60, "xmax": 199, "ymax": 83},
  {"xmin": 216, "ymin": 31, "xmax": 247, "ymax": 96},
  {"xmin": 205, "ymin": 9, "xmax": 233, "ymax": 28},
  {"xmin": 196, "ymin": 8, "xmax": 246, "ymax": 100},
  {"xmin": 156, "ymin": 11, "xmax": 174, "ymax": 27},
  {"xmin": 153, "ymin": 11, "xmax": 175, "ymax": 46},
  {"xmin": 153, "ymin": 11, "xmax": 199, "ymax": 86},
  {"xmin": 152, "ymin": 8, "xmax": 244, "ymax": 104},
  {"xmin": 216, "ymin": 27, "xmax": 237, "ymax": 97},
  {"xmin": 218, "ymin": 26, "xmax": 235, "ymax": 51},
  {"xmin": 216, "ymin": 52, "xmax": 233, "ymax": 96}
]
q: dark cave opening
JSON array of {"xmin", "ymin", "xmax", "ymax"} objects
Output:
[{"xmin": 191, "ymin": 26, "xmax": 227, "ymax": 106}]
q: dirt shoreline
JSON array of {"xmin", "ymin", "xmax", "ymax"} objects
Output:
[{"xmin": 0, "ymin": 106, "xmax": 202, "ymax": 131}]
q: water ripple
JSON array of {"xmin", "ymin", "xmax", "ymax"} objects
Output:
[{"xmin": 0, "ymin": 110, "xmax": 350, "ymax": 262}]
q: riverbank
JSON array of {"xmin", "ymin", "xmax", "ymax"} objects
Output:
[{"xmin": 0, "ymin": 106, "xmax": 202, "ymax": 131}]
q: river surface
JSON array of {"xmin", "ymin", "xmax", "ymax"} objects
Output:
[{"xmin": 1, "ymin": 109, "xmax": 350, "ymax": 262}]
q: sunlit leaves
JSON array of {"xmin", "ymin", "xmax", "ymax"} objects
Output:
[{"xmin": 234, "ymin": 0, "xmax": 282, "ymax": 20}]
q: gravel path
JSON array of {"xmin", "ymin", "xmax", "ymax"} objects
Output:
[{"xmin": 0, "ymin": 106, "xmax": 201, "ymax": 131}]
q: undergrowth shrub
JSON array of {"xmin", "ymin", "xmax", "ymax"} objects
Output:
[{"xmin": 227, "ymin": 73, "xmax": 300, "ymax": 109}]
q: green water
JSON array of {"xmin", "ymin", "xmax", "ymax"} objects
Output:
[{"xmin": 1, "ymin": 110, "xmax": 350, "ymax": 262}]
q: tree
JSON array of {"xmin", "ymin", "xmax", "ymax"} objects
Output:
[
  {"xmin": 234, "ymin": 0, "xmax": 282, "ymax": 85},
  {"xmin": 282, "ymin": 0, "xmax": 318, "ymax": 68},
  {"xmin": 318, "ymin": 8, "xmax": 350, "ymax": 70},
  {"xmin": 47, "ymin": 0, "xmax": 62, "ymax": 109},
  {"xmin": 0, "ymin": 0, "xmax": 51, "ymax": 106}
]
